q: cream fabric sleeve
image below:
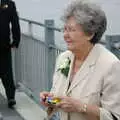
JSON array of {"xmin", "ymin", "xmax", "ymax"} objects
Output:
[
  {"xmin": 100, "ymin": 61, "xmax": 120, "ymax": 120},
  {"xmin": 50, "ymin": 51, "xmax": 71, "ymax": 94},
  {"xmin": 50, "ymin": 53, "xmax": 62, "ymax": 94},
  {"xmin": 100, "ymin": 108, "xmax": 119, "ymax": 120}
]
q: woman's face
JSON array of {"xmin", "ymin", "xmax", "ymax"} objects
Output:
[{"xmin": 63, "ymin": 17, "xmax": 92, "ymax": 52}]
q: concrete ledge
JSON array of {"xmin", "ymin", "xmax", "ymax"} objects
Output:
[{"xmin": 0, "ymin": 80, "xmax": 47, "ymax": 120}]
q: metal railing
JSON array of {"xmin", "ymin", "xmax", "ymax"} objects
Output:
[
  {"xmin": 106, "ymin": 35, "xmax": 120, "ymax": 59},
  {"xmin": 13, "ymin": 17, "xmax": 64, "ymax": 103}
]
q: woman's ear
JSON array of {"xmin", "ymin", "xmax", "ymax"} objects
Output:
[{"xmin": 87, "ymin": 33, "xmax": 95, "ymax": 41}]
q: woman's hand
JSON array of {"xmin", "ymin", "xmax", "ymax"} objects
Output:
[
  {"xmin": 56, "ymin": 96, "xmax": 82, "ymax": 112},
  {"xmin": 40, "ymin": 91, "xmax": 54, "ymax": 107}
]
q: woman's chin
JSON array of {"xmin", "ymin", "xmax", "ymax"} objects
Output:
[{"xmin": 67, "ymin": 45, "xmax": 74, "ymax": 51}]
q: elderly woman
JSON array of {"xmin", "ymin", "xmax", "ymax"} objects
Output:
[{"xmin": 40, "ymin": 1, "xmax": 120, "ymax": 120}]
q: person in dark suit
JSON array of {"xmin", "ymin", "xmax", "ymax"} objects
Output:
[{"xmin": 0, "ymin": 0, "xmax": 20, "ymax": 108}]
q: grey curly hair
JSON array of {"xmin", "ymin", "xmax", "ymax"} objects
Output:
[{"xmin": 61, "ymin": 0, "xmax": 107, "ymax": 44}]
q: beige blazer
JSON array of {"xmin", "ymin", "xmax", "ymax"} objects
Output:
[{"xmin": 51, "ymin": 44, "xmax": 120, "ymax": 120}]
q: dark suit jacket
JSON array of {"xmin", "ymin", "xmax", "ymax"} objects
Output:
[
  {"xmin": 0, "ymin": 0, "xmax": 21, "ymax": 50},
  {"xmin": 0, "ymin": 0, "xmax": 20, "ymax": 74}
]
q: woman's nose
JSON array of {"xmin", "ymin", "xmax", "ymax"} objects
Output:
[{"xmin": 64, "ymin": 31, "xmax": 70, "ymax": 39}]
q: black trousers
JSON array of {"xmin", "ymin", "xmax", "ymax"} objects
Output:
[{"xmin": 0, "ymin": 49, "xmax": 15, "ymax": 101}]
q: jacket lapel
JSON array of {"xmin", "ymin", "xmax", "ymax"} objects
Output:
[
  {"xmin": 64, "ymin": 52, "xmax": 74, "ymax": 94},
  {"xmin": 66, "ymin": 44, "xmax": 100, "ymax": 95}
]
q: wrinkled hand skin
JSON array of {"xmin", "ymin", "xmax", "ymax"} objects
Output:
[
  {"xmin": 40, "ymin": 91, "xmax": 54, "ymax": 107},
  {"xmin": 56, "ymin": 96, "xmax": 82, "ymax": 112}
]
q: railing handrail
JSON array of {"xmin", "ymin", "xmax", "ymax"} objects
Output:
[
  {"xmin": 20, "ymin": 17, "xmax": 65, "ymax": 51},
  {"xmin": 19, "ymin": 17, "xmax": 61, "ymax": 32}
]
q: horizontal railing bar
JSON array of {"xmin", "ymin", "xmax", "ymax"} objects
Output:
[{"xmin": 20, "ymin": 17, "xmax": 61, "ymax": 32}]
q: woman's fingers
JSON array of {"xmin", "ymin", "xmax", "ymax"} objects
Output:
[
  {"xmin": 40, "ymin": 91, "xmax": 55, "ymax": 107},
  {"xmin": 56, "ymin": 96, "xmax": 81, "ymax": 112},
  {"xmin": 40, "ymin": 91, "xmax": 47, "ymax": 97},
  {"xmin": 41, "ymin": 101, "xmax": 49, "ymax": 107},
  {"xmin": 56, "ymin": 98, "xmax": 68, "ymax": 108},
  {"xmin": 56, "ymin": 102, "xmax": 73, "ymax": 112}
]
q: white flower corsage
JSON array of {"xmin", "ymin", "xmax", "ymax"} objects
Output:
[{"xmin": 57, "ymin": 57, "xmax": 71, "ymax": 77}]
